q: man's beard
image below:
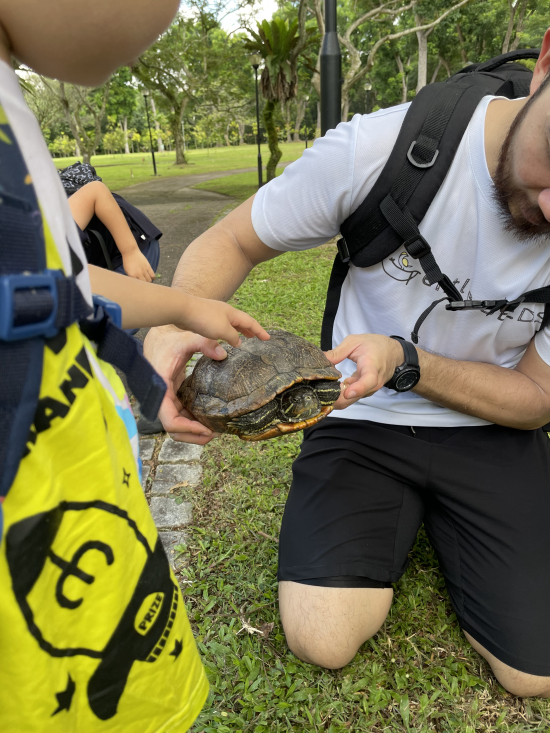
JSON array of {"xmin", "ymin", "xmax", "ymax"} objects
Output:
[{"xmin": 492, "ymin": 73, "xmax": 550, "ymax": 242}]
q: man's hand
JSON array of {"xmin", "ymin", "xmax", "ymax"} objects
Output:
[
  {"xmin": 325, "ymin": 334, "xmax": 404, "ymax": 410},
  {"xmin": 144, "ymin": 326, "xmax": 228, "ymax": 444},
  {"xmin": 122, "ymin": 249, "xmax": 155, "ymax": 282}
]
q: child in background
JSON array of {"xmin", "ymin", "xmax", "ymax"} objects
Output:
[{"xmin": 0, "ymin": 1, "xmax": 268, "ymax": 731}]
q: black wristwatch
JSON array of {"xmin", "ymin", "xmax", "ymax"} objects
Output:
[{"xmin": 384, "ymin": 336, "xmax": 420, "ymax": 392}]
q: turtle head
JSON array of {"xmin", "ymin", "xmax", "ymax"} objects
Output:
[{"xmin": 279, "ymin": 385, "xmax": 321, "ymax": 423}]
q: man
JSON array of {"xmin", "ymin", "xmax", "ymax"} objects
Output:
[{"xmin": 145, "ymin": 31, "xmax": 550, "ymax": 696}]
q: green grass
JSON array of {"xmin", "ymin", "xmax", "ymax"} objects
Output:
[
  {"xmin": 182, "ymin": 248, "xmax": 550, "ymax": 732},
  {"xmin": 52, "ymin": 144, "xmax": 305, "ymax": 191},
  {"xmin": 193, "ymin": 169, "xmax": 284, "ymax": 203}
]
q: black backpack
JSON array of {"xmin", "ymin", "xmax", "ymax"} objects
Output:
[
  {"xmin": 321, "ymin": 49, "xmax": 549, "ymax": 350},
  {"xmin": 58, "ymin": 161, "xmax": 102, "ymax": 194}
]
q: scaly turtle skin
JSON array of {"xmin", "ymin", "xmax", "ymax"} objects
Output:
[{"xmin": 178, "ymin": 329, "xmax": 341, "ymax": 441}]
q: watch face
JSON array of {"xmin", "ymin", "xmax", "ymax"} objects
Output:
[{"xmin": 395, "ymin": 369, "xmax": 420, "ymax": 392}]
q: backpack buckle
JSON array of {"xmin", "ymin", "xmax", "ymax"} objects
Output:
[
  {"xmin": 0, "ymin": 270, "xmax": 64, "ymax": 342},
  {"xmin": 337, "ymin": 237, "xmax": 351, "ymax": 264},
  {"xmin": 403, "ymin": 233, "xmax": 431, "ymax": 259},
  {"xmin": 407, "ymin": 141, "xmax": 439, "ymax": 169}
]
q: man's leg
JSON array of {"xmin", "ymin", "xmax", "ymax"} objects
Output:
[
  {"xmin": 424, "ymin": 424, "xmax": 550, "ymax": 697},
  {"xmin": 464, "ymin": 633, "xmax": 550, "ymax": 697},
  {"xmin": 277, "ymin": 418, "xmax": 427, "ymax": 669},
  {"xmin": 279, "ymin": 581, "xmax": 393, "ymax": 669}
]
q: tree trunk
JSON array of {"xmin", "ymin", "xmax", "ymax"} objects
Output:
[
  {"xmin": 430, "ymin": 58, "xmax": 443, "ymax": 84},
  {"xmin": 502, "ymin": 0, "xmax": 519, "ymax": 54},
  {"xmin": 150, "ymin": 97, "xmax": 164, "ymax": 152},
  {"xmin": 282, "ymin": 100, "xmax": 292, "ymax": 143},
  {"xmin": 293, "ymin": 95, "xmax": 308, "ymax": 142},
  {"xmin": 415, "ymin": 14, "xmax": 433, "ymax": 94},
  {"xmin": 456, "ymin": 24, "xmax": 468, "ymax": 64},
  {"xmin": 224, "ymin": 123, "xmax": 230, "ymax": 147},
  {"xmin": 123, "ymin": 116, "xmax": 130, "ymax": 154},
  {"xmin": 170, "ymin": 98, "xmax": 188, "ymax": 165},
  {"xmin": 237, "ymin": 120, "xmax": 245, "ymax": 145},
  {"xmin": 316, "ymin": 102, "xmax": 321, "ymax": 137},
  {"xmin": 341, "ymin": 94, "xmax": 350, "ymax": 123},
  {"xmin": 263, "ymin": 100, "xmax": 282, "ymax": 181},
  {"xmin": 73, "ymin": 118, "xmax": 81, "ymax": 158},
  {"xmin": 395, "ymin": 54, "xmax": 409, "ymax": 104},
  {"xmin": 510, "ymin": 0, "xmax": 529, "ymax": 51}
]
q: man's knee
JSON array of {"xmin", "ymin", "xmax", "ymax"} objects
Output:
[
  {"xmin": 465, "ymin": 632, "xmax": 550, "ymax": 697},
  {"xmin": 279, "ymin": 581, "xmax": 393, "ymax": 670}
]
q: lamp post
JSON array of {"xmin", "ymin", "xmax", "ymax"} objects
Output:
[
  {"xmin": 304, "ymin": 95, "xmax": 310, "ymax": 148},
  {"xmin": 142, "ymin": 90, "xmax": 157, "ymax": 176},
  {"xmin": 320, "ymin": 0, "xmax": 341, "ymax": 135},
  {"xmin": 364, "ymin": 81, "xmax": 372, "ymax": 115},
  {"xmin": 249, "ymin": 54, "xmax": 263, "ymax": 188}
]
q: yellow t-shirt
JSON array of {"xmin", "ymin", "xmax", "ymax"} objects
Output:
[{"xmin": 0, "ymin": 62, "xmax": 208, "ymax": 732}]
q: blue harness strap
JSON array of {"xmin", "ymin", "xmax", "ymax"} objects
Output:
[{"xmin": 0, "ymin": 118, "xmax": 166, "ymax": 509}]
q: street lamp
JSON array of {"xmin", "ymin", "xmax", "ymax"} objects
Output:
[
  {"xmin": 304, "ymin": 95, "xmax": 310, "ymax": 149},
  {"xmin": 364, "ymin": 82, "xmax": 372, "ymax": 115},
  {"xmin": 142, "ymin": 90, "xmax": 157, "ymax": 176},
  {"xmin": 320, "ymin": 0, "xmax": 342, "ymax": 135},
  {"xmin": 249, "ymin": 54, "xmax": 263, "ymax": 188}
]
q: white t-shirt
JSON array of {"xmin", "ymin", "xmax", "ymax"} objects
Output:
[
  {"xmin": 251, "ymin": 97, "xmax": 550, "ymax": 427},
  {"xmin": 0, "ymin": 60, "xmax": 91, "ymax": 303}
]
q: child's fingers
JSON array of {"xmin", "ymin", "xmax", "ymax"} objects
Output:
[
  {"xmin": 231, "ymin": 311, "xmax": 270, "ymax": 341},
  {"xmin": 221, "ymin": 326, "xmax": 242, "ymax": 348}
]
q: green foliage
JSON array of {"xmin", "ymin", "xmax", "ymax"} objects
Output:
[
  {"xmin": 245, "ymin": 18, "xmax": 301, "ymax": 102},
  {"xmin": 48, "ymin": 134, "xmax": 77, "ymax": 158}
]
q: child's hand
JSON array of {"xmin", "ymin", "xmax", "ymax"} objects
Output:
[
  {"xmin": 177, "ymin": 297, "xmax": 270, "ymax": 347},
  {"xmin": 122, "ymin": 250, "xmax": 155, "ymax": 282}
]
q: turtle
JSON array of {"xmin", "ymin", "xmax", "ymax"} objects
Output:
[{"xmin": 178, "ymin": 329, "xmax": 342, "ymax": 441}]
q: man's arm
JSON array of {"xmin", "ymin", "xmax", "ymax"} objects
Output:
[
  {"xmin": 171, "ymin": 196, "xmax": 280, "ymax": 297},
  {"xmin": 144, "ymin": 196, "xmax": 282, "ymax": 443},
  {"xmin": 327, "ymin": 334, "xmax": 550, "ymax": 429}
]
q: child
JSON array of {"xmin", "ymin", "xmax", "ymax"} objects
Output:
[
  {"xmin": 69, "ymin": 180, "xmax": 158, "ymax": 282},
  {"xmin": 0, "ymin": 1, "xmax": 268, "ymax": 731}
]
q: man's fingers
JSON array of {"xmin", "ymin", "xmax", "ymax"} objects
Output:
[{"xmin": 343, "ymin": 369, "xmax": 379, "ymax": 399}]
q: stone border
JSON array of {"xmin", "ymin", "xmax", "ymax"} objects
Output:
[{"xmin": 137, "ymin": 358, "xmax": 202, "ymax": 569}]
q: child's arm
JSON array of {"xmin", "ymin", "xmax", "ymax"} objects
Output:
[
  {"xmin": 88, "ymin": 265, "xmax": 269, "ymax": 346},
  {"xmin": 70, "ymin": 181, "xmax": 154, "ymax": 282}
]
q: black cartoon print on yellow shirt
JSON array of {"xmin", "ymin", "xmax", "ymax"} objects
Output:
[{"xmin": 5, "ymin": 501, "xmax": 183, "ymax": 721}]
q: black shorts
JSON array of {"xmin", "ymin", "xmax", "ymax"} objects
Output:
[{"xmin": 278, "ymin": 417, "xmax": 550, "ymax": 676}]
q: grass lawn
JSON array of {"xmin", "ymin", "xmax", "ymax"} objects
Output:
[
  {"xmin": 193, "ymin": 169, "xmax": 284, "ymax": 203},
  {"xmin": 52, "ymin": 143, "xmax": 305, "ymax": 191},
  {"xmin": 182, "ymin": 248, "xmax": 550, "ymax": 732}
]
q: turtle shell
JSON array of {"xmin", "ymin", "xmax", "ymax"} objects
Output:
[{"xmin": 178, "ymin": 329, "xmax": 341, "ymax": 440}]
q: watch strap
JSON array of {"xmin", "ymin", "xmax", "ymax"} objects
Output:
[{"xmin": 390, "ymin": 335, "xmax": 419, "ymax": 367}]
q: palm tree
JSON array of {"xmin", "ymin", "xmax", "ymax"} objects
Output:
[{"xmin": 244, "ymin": 11, "xmax": 317, "ymax": 181}]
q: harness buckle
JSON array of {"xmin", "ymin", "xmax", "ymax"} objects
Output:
[
  {"xmin": 403, "ymin": 233, "xmax": 431, "ymax": 259},
  {"xmin": 407, "ymin": 141, "xmax": 440, "ymax": 169},
  {"xmin": 0, "ymin": 270, "xmax": 64, "ymax": 342},
  {"xmin": 337, "ymin": 237, "xmax": 351, "ymax": 264},
  {"xmin": 446, "ymin": 300, "xmax": 497, "ymax": 311}
]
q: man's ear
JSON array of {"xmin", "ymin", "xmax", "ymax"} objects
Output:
[{"xmin": 531, "ymin": 28, "xmax": 550, "ymax": 95}]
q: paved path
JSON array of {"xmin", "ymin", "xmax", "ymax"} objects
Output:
[
  {"xmin": 116, "ymin": 169, "xmax": 255, "ymax": 567},
  {"xmin": 116, "ymin": 168, "xmax": 254, "ymax": 287}
]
